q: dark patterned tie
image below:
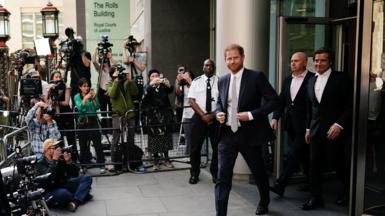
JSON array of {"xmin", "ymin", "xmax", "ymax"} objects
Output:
[{"xmin": 206, "ymin": 78, "xmax": 212, "ymax": 113}]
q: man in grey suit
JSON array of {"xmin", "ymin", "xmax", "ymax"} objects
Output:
[{"xmin": 215, "ymin": 44, "xmax": 279, "ymax": 216}]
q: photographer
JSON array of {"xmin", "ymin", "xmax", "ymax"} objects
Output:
[
  {"xmin": 25, "ymin": 101, "xmax": 61, "ymax": 159},
  {"xmin": 107, "ymin": 64, "xmax": 138, "ymax": 171},
  {"xmin": 174, "ymin": 65, "xmax": 194, "ymax": 153},
  {"xmin": 46, "ymin": 71, "xmax": 78, "ymax": 161},
  {"xmin": 35, "ymin": 138, "xmax": 92, "ymax": 212},
  {"xmin": 74, "ymin": 78, "xmax": 105, "ymax": 173},
  {"xmin": 122, "ymin": 36, "xmax": 146, "ymax": 98},
  {"xmin": 142, "ymin": 69, "xmax": 174, "ymax": 170},
  {"xmin": 92, "ymin": 35, "xmax": 116, "ymax": 118}
]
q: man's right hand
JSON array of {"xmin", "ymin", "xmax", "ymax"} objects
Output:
[
  {"xmin": 270, "ymin": 119, "xmax": 278, "ymax": 130},
  {"xmin": 305, "ymin": 131, "xmax": 311, "ymax": 144},
  {"xmin": 201, "ymin": 114, "xmax": 214, "ymax": 125},
  {"xmin": 216, "ymin": 112, "xmax": 226, "ymax": 124}
]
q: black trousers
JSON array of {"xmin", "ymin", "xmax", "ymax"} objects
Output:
[
  {"xmin": 189, "ymin": 114, "xmax": 219, "ymax": 178},
  {"xmin": 277, "ymin": 130, "xmax": 309, "ymax": 187},
  {"xmin": 309, "ymin": 133, "xmax": 349, "ymax": 199},
  {"xmin": 215, "ymin": 126, "xmax": 270, "ymax": 216},
  {"xmin": 78, "ymin": 118, "xmax": 105, "ymax": 165}
]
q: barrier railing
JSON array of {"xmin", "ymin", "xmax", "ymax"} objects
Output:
[{"xmin": 0, "ymin": 126, "xmax": 29, "ymax": 167}]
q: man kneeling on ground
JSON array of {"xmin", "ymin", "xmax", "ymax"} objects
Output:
[{"xmin": 35, "ymin": 138, "xmax": 93, "ymax": 212}]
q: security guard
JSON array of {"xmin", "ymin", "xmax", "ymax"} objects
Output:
[{"xmin": 187, "ymin": 59, "xmax": 219, "ymax": 184}]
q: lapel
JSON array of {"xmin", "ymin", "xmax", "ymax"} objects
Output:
[
  {"xmin": 238, "ymin": 69, "xmax": 248, "ymax": 108},
  {"xmin": 293, "ymin": 72, "xmax": 311, "ymax": 103},
  {"xmin": 308, "ymin": 75, "xmax": 318, "ymax": 105},
  {"xmin": 320, "ymin": 71, "xmax": 335, "ymax": 105},
  {"xmin": 285, "ymin": 76, "xmax": 293, "ymax": 103},
  {"xmin": 223, "ymin": 74, "xmax": 230, "ymax": 112}
]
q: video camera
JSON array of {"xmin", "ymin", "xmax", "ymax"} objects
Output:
[
  {"xmin": 59, "ymin": 27, "xmax": 83, "ymax": 58},
  {"xmin": 125, "ymin": 35, "xmax": 140, "ymax": 55},
  {"xmin": 12, "ymin": 49, "xmax": 37, "ymax": 73},
  {"xmin": 19, "ymin": 77, "xmax": 42, "ymax": 97},
  {"xmin": 97, "ymin": 35, "xmax": 113, "ymax": 62},
  {"xmin": 48, "ymin": 80, "xmax": 66, "ymax": 105}
]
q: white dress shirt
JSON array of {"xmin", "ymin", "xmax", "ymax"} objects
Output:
[
  {"xmin": 188, "ymin": 74, "xmax": 219, "ymax": 114},
  {"xmin": 290, "ymin": 70, "xmax": 308, "ymax": 101},
  {"xmin": 226, "ymin": 68, "xmax": 247, "ymax": 126},
  {"xmin": 314, "ymin": 68, "xmax": 332, "ymax": 103}
]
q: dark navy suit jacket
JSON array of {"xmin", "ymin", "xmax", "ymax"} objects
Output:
[{"xmin": 216, "ymin": 68, "xmax": 279, "ymax": 145}]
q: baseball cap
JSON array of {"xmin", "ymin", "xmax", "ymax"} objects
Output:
[{"xmin": 43, "ymin": 139, "xmax": 62, "ymax": 152}]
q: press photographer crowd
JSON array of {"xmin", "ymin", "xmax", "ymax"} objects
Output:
[{"xmin": 0, "ymin": 27, "xmax": 216, "ymax": 214}]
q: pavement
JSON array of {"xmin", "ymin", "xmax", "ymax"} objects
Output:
[{"xmin": 50, "ymin": 165, "xmax": 349, "ymax": 216}]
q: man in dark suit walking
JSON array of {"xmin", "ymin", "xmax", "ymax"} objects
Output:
[
  {"xmin": 302, "ymin": 48, "xmax": 352, "ymax": 210},
  {"xmin": 270, "ymin": 52, "xmax": 313, "ymax": 196},
  {"xmin": 215, "ymin": 44, "xmax": 279, "ymax": 216}
]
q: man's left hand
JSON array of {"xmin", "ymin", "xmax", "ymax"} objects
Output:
[
  {"xmin": 237, "ymin": 112, "xmax": 250, "ymax": 121},
  {"xmin": 327, "ymin": 123, "xmax": 342, "ymax": 140}
]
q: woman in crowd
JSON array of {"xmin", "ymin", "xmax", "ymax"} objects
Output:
[
  {"xmin": 74, "ymin": 78, "xmax": 105, "ymax": 173},
  {"xmin": 142, "ymin": 69, "xmax": 174, "ymax": 170},
  {"xmin": 46, "ymin": 71, "xmax": 78, "ymax": 161}
]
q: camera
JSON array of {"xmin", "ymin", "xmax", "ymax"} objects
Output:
[
  {"xmin": 48, "ymin": 80, "xmax": 66, "ymax": 105},
  {"xmin": 59, "ymin": 27, "xmax": 83, "ymax": 58},
  {"xmin": 125, "ymin": 35, "xmax": 140, "ymax": 55},
  {"xmin": 12, "ymin": 49, "xmax": 37, "ymax": 73},
  {"xmin": 41, "ymin": 107, "xmax": 56, "ymax": 117},
  {"xmin": 97, "ymin": 35, "xmax": 113, "ymax": 62},
  {"xmin": 111, "ymin": 64, "xmax": 128, "ymax": 80},
  {"xmin": 20, "ymin": 78, "xmax": 42, "ymax": 97}
]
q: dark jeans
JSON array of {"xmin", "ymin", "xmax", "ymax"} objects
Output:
[
  {"xmin": 111, "ymin": 116, "xmax": 135, "ymax": 168},
  {"xmin": 44, "ymin": 175, "xmax": 92, "ymax": 205},
  {"xmin": 78, "ymin": 118, "xmax": 105, "ymax": 165}
]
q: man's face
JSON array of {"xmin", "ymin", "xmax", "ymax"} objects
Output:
[
  {"xmin": 291, "ymin": 53, "xmax": 307, "ymax": 74},
  {"xmin": 43, "ymin": 113, "xmax": 52, "ymax": 122},
  {"xmin": 225, "ymin": 49, "xmax": 244, "ymax": 73},
  {"xmin": 314, "ymin": 53, "xmax": 331, "ymax": 74},
  {"xmin": 203, "ymin": 60, "xmax": 215, "ymax": 77},
  {"xmin": 45, "ymin": 146, "xmax": 56, "ymax": 159}
]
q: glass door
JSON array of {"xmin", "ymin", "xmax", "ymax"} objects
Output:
[{"xmin": 275, "ymin": 16, "xmax": 355, "ymax": 180}]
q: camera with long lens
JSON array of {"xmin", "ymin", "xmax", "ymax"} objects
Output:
[
  {"xmin": 48, "ymin": 79, "xmax": 66, "ymax": 106},
  {"xmin": 97, "ymin": 35, "xmax": 113, "ymax": 63},
  {"xmin": 1, "ymin": 147, "xmax": 51, "ymax": 215},
  {"xmin": 125, "ymin": 35, "xmax": 140, "ymax": 55},
  {"xmin": 59, "ymin": 27, "xmax": 83, "ymax": 58}
]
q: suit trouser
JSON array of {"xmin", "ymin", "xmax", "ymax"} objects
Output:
[
  {"xmin": 309, "ymin": 133, "xmax": 349, "ymax": 199},
  {"xmin": 190, "ymin": 114, "xmax": 218, "ymax": 178},
  {"xmin": 215, "ymin": 126, "xmax": 270, "ymax": 216},
  {"xmin": 277, "ymin": 130, "xmax": 309, "ymax": 187}
]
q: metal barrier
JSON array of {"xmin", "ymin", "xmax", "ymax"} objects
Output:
[{"xmin": 0, "ymin": 126, "xmax": 30, "ymax": 167}]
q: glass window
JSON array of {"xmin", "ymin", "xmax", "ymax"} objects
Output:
[
  {"xmin": 365, "ymin": 0, "xmax": 385, "ymax": 215},
  {"xmin": 280, "ymin": 0, "xmax": 327, "ymax": 17}
]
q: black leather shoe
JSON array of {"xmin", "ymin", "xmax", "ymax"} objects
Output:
[
  {"xmin": 270, "ymin": 182, "xmax": 284, "ymax": 197},
  {"xmin": 336, "ymin": 195, "xmax": 348, "ymax": 206},
  {"xmin": 255, "ymin": 204, "xmax": 269, "ymax": 215},
  {"xmin": 302, "ymin": 198, "xmax": 324, "ymax": 210},
  {"xmin": 189, "ymin": 176, "xmax": 199, "ymax": 184}
]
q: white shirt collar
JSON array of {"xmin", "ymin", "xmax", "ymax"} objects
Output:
[
  {"xmin": 231, "ymin": 67, "xmax": 244, "ymax": 79},
  {"xmin": 203, "ymin": 74, "xmax": 216, "ymax": 81},
  {"xmin": 292, "ymin": 70, "xmax": 308, "ymax": 78},
  {"xmin": 315, "ymin": 68, "xmax": 332, "ymax": 77}
]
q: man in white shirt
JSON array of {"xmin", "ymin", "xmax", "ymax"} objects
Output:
[
  {"xmin": 270, "ymin": 52, "xmax": 313, "ymax": 197},
  {"xmin": 302, "ymin": 48, "xmax": 352, "ymax": 210},
  {"xmin": 188, "ymin": 59, "xmax": 219, "ymax": 184}
]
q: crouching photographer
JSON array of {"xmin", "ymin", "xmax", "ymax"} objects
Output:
[
  {"xmin": 107, "ymin": 64, "xmax": 139, "ymax": 171},
  {"xmin": 35, "ymin": 138, "xmax": 93, "ymax": 212}
]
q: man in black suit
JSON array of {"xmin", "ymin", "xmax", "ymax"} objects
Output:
[
  {"xmin": 215, "ymin": 44, "xmax": 279, "ymax": 216},
  {"xmin": 302, "ymin": 48, "xmax": 352, "ymax": 210},
  {"xmin": 270, "ymin": 52, "xmax": 313, "ymax": 196}
]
